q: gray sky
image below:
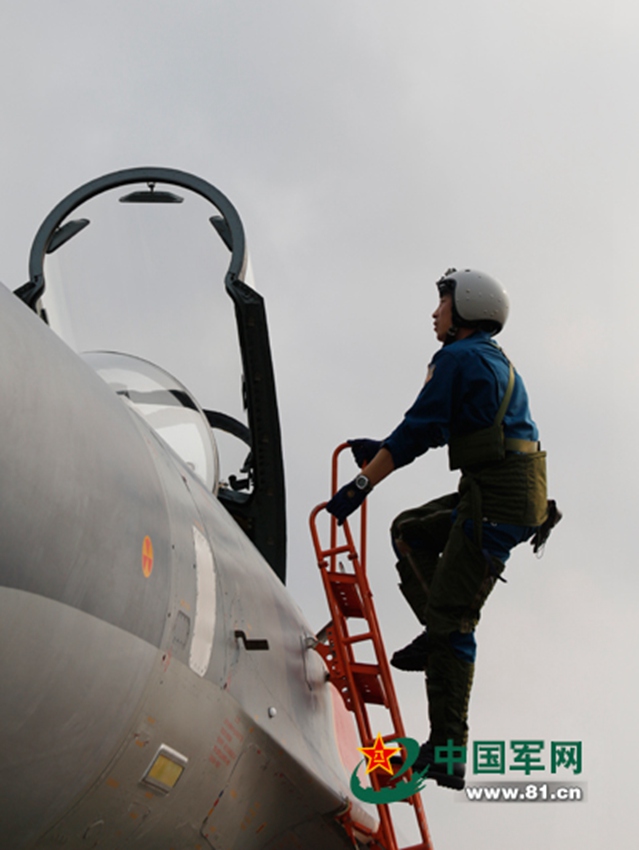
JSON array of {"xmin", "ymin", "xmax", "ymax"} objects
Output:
[{"xmin": 1, "ymin": 2, "xmax": 634, "ymax": 847}]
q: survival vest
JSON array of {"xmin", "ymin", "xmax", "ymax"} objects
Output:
[{"xmin": 448, "ymin": 360, "xmax": 548, "ymax": 529}]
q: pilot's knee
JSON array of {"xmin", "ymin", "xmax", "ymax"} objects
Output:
[{"xmin": 391, "ymin": 532, "xmax": 412, "ymax": 559}]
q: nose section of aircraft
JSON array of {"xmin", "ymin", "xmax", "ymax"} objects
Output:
[{"xmin": 0, "ymin": 284, "xmax": 172, "ymax": 845}]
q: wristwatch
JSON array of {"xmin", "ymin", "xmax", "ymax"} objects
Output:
[{"xmin": 354, "ymin": 473, "xmax": 373, "ymax": 494}]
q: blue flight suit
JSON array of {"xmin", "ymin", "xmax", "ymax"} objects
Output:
[
  {"xmin": 382, "ymin": 331, "xmax": 547, "ymax": 747},
  {"xmin": 383, "ymin": 331, "xmax": 539, "ymax": 470}
]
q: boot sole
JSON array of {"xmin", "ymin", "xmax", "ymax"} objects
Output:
[
  {"xmin": 390, "ymin": 656, "xmax": 427, "ymax": 671},
  {"xmin": 432, "ymin": 773, "xmax": 465, "ymax": 790}
]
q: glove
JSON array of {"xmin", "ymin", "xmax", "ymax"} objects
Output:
[
  {"xmin": 326, "ymin": 478, "xmax": 369, "ymax": 525},
  {"xmin": 530, "ymin": 499, "xmax": 563, "ymax": 554},
  {"xmin": 348, "ymin": 438, "xmax": 382, "ymax": 468}
]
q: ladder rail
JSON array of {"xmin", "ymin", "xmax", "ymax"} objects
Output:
[{"xmin": 339, "ymin": 516, "xmax": 409, "ymax": 741}]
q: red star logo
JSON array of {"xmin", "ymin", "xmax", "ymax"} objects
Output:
[{"xmin": 358, "ymin": 733, "xmax": 401, "ymax": 775}]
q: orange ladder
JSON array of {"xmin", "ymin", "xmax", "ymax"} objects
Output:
[{"xmin": 309, "ymin": 444, "xmax": 434, "ymax": 850}]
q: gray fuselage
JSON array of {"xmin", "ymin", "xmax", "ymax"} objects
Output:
[{"xmin": 0, "ymin": 283, "xmax": 375, "ymax": 849}]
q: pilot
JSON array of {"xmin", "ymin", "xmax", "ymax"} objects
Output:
[{"xmin": 326, "ymin": 269, "xmax": 560, "ymax": 789}]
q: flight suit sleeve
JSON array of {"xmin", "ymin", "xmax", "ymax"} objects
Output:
[{"xmin": 382, "ymin": 349, "xmax": 458, "ymax": 469}]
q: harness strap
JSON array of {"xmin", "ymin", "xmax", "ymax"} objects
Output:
[
  {"xmin": 498, "ymin": 363, "xmax": 539, "ymax": 453},
  {"xmin": 465, "ymin": 361, "xmax": 517, "ymax": 549},
  {"xmin": 504, "ymin": 438, "xmax": 540, "ymax": 453},
  {"xmin": 494, "ymin": 362, "xmax": 515, "ymax": 427}
]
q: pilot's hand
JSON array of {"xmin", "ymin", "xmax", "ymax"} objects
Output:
[
  {"xmin": 348, "ymin": 438, "xmax": 382, "ymax": 468},
  {"xmin": 530, "ymin": 499, "xmax": 563, "ymax": 554},
  {"xmin": 326, "ymin": 479, "xmax": 369, "ymax": 525}
]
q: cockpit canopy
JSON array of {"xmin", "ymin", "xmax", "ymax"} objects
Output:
[
  {"xmin": 16, "ymin": 168, "xmax": 287, "ymax": 582},
  {"xmin": 83, "ymin": 351, "xmax": 219, "ymax": 493}
]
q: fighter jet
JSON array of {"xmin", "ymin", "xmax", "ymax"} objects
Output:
[{"xmin": 0, "ymin": 168, "xmax": 385, "ymax": 849}]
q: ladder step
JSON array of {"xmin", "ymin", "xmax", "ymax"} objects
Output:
[
  {"xmin": 343, "ymin": 630, "xmax": 373, "ymax": 645},
  {"xmin": 326, "ymin": 574, "xmax": 366, "ymax": 618},
  {"xmin": 351, "ymin": 663, "xmax": 387, "ymax": 706},
  {"xmin": 319, "ymin": 543, "xmax": 353, "ymax": 557}
]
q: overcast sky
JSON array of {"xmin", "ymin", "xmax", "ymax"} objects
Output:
[{"xmin": 1, "ymin": 2, "xmax": 635, "ymax": 847}]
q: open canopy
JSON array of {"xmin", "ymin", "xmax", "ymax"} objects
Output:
[{"xmin": 15, "ymin": 168, "xmax": 287, "ymax": 583}]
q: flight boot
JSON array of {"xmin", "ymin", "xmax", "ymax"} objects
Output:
[
  {"xmin": 419, "ymin": 636, "xmax": 475, "ymax": 790},
  {"xmin": 411, "ymin": 740, "xmax": 466, "ymax": 790},
  {"xmin": 390, "ymin": 629, "xmax": 429, "ymax": 671}
]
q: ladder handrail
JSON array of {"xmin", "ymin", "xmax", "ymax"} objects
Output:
[{"xmin": 309, "ymin": 444, "xmax": 434, "ymax": 850}]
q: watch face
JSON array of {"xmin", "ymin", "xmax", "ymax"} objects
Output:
[{"xmin": 355, "ymin": 474, "xmax": 370, "ymax": 491}]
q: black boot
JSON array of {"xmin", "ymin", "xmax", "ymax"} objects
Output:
[
  {"xmin": 412, "ymin": 741, "xmax": 466, "ymax": 790},
  {"xmin": 390, "ymin": 630, "xmax": 429, "ymax": 671},
  {"xmin": 391, "ymin": 739, "xmax": 466, "ymax": 790}
]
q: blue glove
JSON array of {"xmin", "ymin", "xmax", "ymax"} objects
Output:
[
  {"xmin": 348, "ymin": 438, "xmax": 382, "ymax": 468},
  {"xmin": 326, "ymin": 479, "xmax": 368, "ymax": 525}
]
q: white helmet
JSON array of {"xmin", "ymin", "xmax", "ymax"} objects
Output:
[{"xmin": 437, "ymin": 268, "xmax": 509, "ymax": 335}]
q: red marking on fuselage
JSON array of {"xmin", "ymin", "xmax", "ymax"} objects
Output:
[{"xmin": 142, "ymin": 536, "xmax": 154, "ymax": 577}]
